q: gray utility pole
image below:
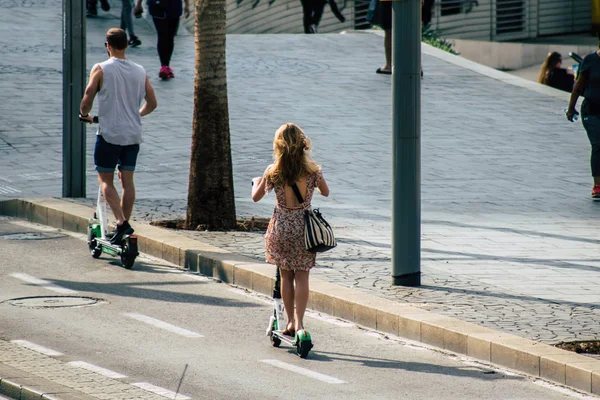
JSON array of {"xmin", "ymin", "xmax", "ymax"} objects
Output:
[
  {"xmin": 62, "ymin": 0, "xmax": 86, "ymax": 197},
  {"xmin": 391, "ymin": 0, "xmax": 421, "ymax": 286}
]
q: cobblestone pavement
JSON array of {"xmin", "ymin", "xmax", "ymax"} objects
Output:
[
  {"xmin": 0, "ymin": 339, "xmax": 166, "ymax": 399},
  {"xmin": 3, "ymin": 0, "xmax": 600, "ymax": 346}
]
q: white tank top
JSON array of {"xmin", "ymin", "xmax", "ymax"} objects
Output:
[{"xmin": 96, "ymin": 58, "xmax": 146, "ymax": 146}]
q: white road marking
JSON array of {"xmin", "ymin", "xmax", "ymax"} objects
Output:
[
  {"xmin": 67, "ymin": 361, "xmax": 127, "ymax": 379},
  {"xmin": 131, "ymin": 382, "xmax": 191, "ymax": 400},
  {"xmin": 0, "ymin": 184, "xmax": 20, "ymax": 194},
  {"xmin": 11, "ymin": 340, "xmax": 63, "ymax": 356},
  {"xmin": 10, "ymin": 273, "xmax": 77, "ymax": 294},
  {"xmin": 124, "ymin": 313, "xmax": 203, "ymax": 338},
  {"xmin": 260, "ymin": 359, "xmax": 345, "ymax": 384}
]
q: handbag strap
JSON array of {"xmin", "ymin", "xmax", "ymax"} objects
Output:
[{"xmin": 290, "ymin": 183, "xmax": 305, "ymax": 204}]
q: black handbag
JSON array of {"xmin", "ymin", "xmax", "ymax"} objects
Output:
[{"xmin": 291, "ymin": 183, "xmax": 336, "ymax": 253}]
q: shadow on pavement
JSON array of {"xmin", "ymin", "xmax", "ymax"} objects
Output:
[
  {"xmin": 309, "ymin": 350, "xmax": 519, "ymax": 381},
  {"xmin": 41, "ymin": 277, "xmax": 261, "ymax": 308}
]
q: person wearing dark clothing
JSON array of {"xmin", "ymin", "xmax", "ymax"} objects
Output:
[
  {"xmin": 567, "ymin": 50, "xmax": 600, "ymax": 198},
  {"xmin": 300, "ymin": 0, "xmax": 345, "ymax": 34},
  {"xmin": 369, "ymin": 0, "xmax": 427, "ymax": 75},
  {"xmin": 87, "ymin": 0, "xmax": 111, "ymax": 17},
  {"xmin": 422, "ymin": 0, "xmax": 434, "ymax": 27},
  {"xmin": 538, "ymin": 52, "xmax": 574, "ymax": 93},
  {"xmin": 134, "ymin": 0, "xmax": 190, "ymax": 79}
]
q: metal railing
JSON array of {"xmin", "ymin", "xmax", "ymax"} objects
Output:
[{"xmin": 431, "ymin": 0, "xmax": 591, "ymax": 41}]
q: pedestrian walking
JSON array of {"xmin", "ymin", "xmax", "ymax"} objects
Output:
[
  {"xmin": 79, "ymin": 28, "xmax": 158, "ymax": 243},
  {"xmin": 368, "ymin": 0, "xmax": 426, "ymax": 75},
  {"xmin": 251, "ymin": 123, "xmax": 330, "ymax": 336},
  {"xmin": 134, "ymin": 0, "xmax": 190, "ymax": 80},
  {"xmin": 300, "ymin": 0, "xmax": 345, "ymax": 34},
  {"xmin": 121, "ymin": 0, "xmax": 142, "ymax": 47},
  {"xmin": 87, "ymin": 0, "xmax": 111, "ymax": 17},
  {"xmin": 538, "ymin": 52, "xmax": 574, "ymax": 93},
  {"xmin": 567, "ymin": 48, "xmax": 600, "ymax": 198}
]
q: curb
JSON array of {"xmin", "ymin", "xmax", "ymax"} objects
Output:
[
  {"xmin": 3, "ymin": 198, "xmax": 600, "ymax": 395},
  {"xmin": 0, "ymin": 363, "xmax": 97, "ymax": 400}
]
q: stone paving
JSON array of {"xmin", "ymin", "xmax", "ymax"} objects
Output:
[
  {"xmin": 0, "ymin": 339, "xmax": 167, "ymax": 399},
  {"xmin": 2, "ymin": 0, "xmax": 600, "ymax": 348}
]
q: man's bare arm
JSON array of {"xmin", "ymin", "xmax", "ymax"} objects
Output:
[
  {"xmin": 79, "ymin": 64, "xmax": 103, "ymax": 116},
  {"xmin": 140, "ymin": 76, "xmax": 158, "ymax": 117}
]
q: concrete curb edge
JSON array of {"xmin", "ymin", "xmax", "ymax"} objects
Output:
[
  {"xmin": 0, "ymin": 363, "xmax": 98, "ymax": 400},
  {"xmin": 2, "ymin": 198, "xmax": 600, "ymax": 396}
]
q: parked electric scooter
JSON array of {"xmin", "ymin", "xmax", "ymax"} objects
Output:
[
  {"xmin": 265, "ymin": 268, "xmax": 313, "ymax": 358},
  {"xmin": 80, "ymin": 115, "xmax": 139, "ymax": 269}
]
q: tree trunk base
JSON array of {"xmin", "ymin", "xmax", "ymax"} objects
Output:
[{"xmin": 151, "ymin": 216, "xmax": 270, "ymax": 232}]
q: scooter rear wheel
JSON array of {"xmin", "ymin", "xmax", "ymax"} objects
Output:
[
  {"xmin": 296, "ymin": 339, "xmax": 312, "ymax": 358},
  {"xmin": 120, "ymin": 242, "xmax": 136, "ymax": 269}
]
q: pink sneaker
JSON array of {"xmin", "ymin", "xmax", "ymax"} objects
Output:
[
  {"xmin": 158, "ymin": 66, "xmax": 169, "ymax": 80},
  {"xmin": 166, "ymin": 66, "xmax": 175, "ymax": 79}
]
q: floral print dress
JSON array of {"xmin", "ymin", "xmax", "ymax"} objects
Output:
[{"xmin": 265, "ymin": 171, "xmax": 323, "ymax": 271}]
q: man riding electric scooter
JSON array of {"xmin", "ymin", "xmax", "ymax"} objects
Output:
[{"xmin": 79, "ymin": 28, "xmax": 157, "ymax": 244}]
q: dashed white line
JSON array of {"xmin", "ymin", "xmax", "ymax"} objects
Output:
[
  {"xmin": 260, "ymin": 359, "xmax": 345, "ymax": 384},
  {"xmin": 11, "ymin": 340, "xmax": 63, "ymax": 356},
  {"xmin": 67, "ymin": 361, "xmax": 127, "ymax": 379},
  {"xmin": 10, "ymin": 273, "xmax": 77, "ymax": 294},
  {"xmin": 0, "ymin": 184, "xmax": 20, "ymax": 194},
  {"xmin": 131, "ymin": 382, "xmax": 191, "ymax": 400},
  {"xmin": 124, "ymin": 313, "xmax": 203, "ymax": 338}
]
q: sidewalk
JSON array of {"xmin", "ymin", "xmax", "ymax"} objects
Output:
[{"xmin": 2, "ymin": 0, "xmax": 600, "ymax": 395}]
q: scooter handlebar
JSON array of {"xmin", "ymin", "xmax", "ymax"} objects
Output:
[
  {"xmin": 569, "ymin": 52, "xmax": 583, "ymax": 64},
  {"xmin": 79, "ymin": 115, "xmax": 99, "ymax": 124}
]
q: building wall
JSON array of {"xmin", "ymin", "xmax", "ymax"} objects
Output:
[
  {"xmin": 431, "ymin": 0, "xmax": 591, "ymax": 41},
  {"xmin": 183, "ymin": 0, "xmax": 355, "ymax": 35}
]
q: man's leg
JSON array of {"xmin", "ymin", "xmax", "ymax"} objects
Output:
[
  {"xmin": 97, "ymin": 172, "xmax": 126, "ymax": 225},
  {"xmin": 117, "ymin": 143, "xmax": 140, "ymax": 222},
  {"xmin": 118, "ymin": 170, "xmax": 135, "ymax": 221}
]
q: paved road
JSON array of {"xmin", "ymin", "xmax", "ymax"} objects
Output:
[
  {"xmin": 0, "ymin": 216, "xmax": 593, "ymax": 400},
  {"xmin": 2, "ymin": 0, "xmax": 600, "ymax": 347}
]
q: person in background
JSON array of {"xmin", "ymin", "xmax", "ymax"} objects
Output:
[
  {"xmin": 87, "ymin": 0, "xmax": 111, "ymax": 17},
  {"xmin": 567, "ymin": 48, "xmax": 600, "ymax": 198},
  {"xmin": 134, "ymin": 0, "xmax": 190, "ymax": 79},
  {"xmin": 369, "ymin": 0, "xmax": 425, "ymax": 75},
  {"xmin": 300, "ymin": 0, "xmax": 345, "ymax": 34},
  {"xmin": 121, "ymin": 0, "xmax": 142, "ymax": 47},
  {"xmin": 251, "ymin": 123, "xmax": 330, "ymax": 337},
  {"xmin": 539, "ymin": 51, "xmax": 575, "ymax": 93}
]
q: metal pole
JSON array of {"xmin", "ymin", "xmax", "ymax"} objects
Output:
[
  {"xmin": 391, "ymin": 0, "xmax": 421, "ymax": 286},
  {"xmin": 62, "ymin": 0, "xmax": 86, "ymax": 197}
]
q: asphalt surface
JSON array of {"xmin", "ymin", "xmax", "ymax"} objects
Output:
[{"xmin": 0, "ymin": 216, "xmax": 594, "ymax": 400}]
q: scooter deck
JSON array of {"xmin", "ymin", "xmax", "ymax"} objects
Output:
[
  {"xmin": 272, "ymin": 330, "xmax": 296, "ymax": 345},
  {"xmin": 96, "ymin": 238, "xmax": 125, "ymax": 254}
]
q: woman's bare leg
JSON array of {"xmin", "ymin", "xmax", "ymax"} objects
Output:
[
  {"xmin": 293, "ymin": 270, "xmax": 310, "ymax": 331},
  {"xmin": 280, "ymin": 268, "xmax": 295, "ymax": 330}
]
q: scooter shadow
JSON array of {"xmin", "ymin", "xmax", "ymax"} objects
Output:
[{"xmin": 306, "ymin": 350, "xmax": 518, "ymax": 380}]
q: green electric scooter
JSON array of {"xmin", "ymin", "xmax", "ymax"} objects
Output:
[
  {"xmin": 81, "ymin": 115, "xmax": 139, "ymax": 269},
  {"xmin": 265, "ymin": 268, "xmax": 313, "ymax": 358}
]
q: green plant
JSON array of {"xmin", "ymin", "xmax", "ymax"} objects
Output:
[{"xmin": 422, "ymin": 25, "xmax": 459, "ymax": 55}]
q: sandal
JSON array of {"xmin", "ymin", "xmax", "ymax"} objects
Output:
[
  {"xmin": 376, "ymin": 68, "xmax": 392, "ymax": 75},
  {"xmin": 282, "ymin": 323, "xmax": 295, "ymax": 337}
]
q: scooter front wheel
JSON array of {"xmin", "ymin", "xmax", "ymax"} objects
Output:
[
  {"xmin": 88, "ymin": 230, "xmax": 102, "ymax": 259},
  {"xmin": 270, "ymin": 332, "xmax": 281, "ymax": 347}
]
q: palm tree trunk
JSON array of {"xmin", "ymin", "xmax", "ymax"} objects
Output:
[{"xmin": 186, "ymin": 0, "xmax": 236, "ymax": 230}]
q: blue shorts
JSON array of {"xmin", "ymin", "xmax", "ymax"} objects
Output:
[{"xmin": 94, "ymin": 135, "xmax": 140, "ymax": 173}]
